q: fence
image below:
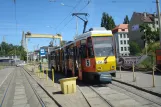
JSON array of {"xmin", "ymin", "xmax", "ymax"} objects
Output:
[{"xmin": 117, "ymin": 62, "xmax": 161, "ymax": 88}]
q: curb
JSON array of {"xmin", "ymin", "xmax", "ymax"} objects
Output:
[{"xmin": 112, "ymin": 78, "xmax": 161, "ymax": 98}]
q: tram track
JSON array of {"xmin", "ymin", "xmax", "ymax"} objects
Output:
[
  {"xmin": 21, "ymin": 68, "xmax": 46, "ymax": 107},
  {"xmin": 22, "ymin": 66, "xmax": 62, "ymax": 107},
  {"xmin": 0, "ymin": 67, "xmax": 55, "ymax": 107},
  {"xmin": 110, "ymin": 81, "xmax": 161, "ymax": 106},
  {"xmin": 78, "ymin": 85, "xmax": 114, "ymax": 107},
  {"xmin": 78, "ymin": 81, "xmax": 161, "ymax": 107},
  {"xmin": 0, "ymin": 69, "xmax": 15, "ymax": 107}
]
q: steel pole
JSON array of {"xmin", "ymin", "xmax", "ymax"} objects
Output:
[
  {"xmin": 26, "ymin": 38, "xmax": 28, "ymax": 64},
  {"xmin": 156, "ymin": 0, "xmax": 161, "ymax": 46},
  {"xmin": 76, "ymin": 17, "xmax": 78, "ymax": 36}
]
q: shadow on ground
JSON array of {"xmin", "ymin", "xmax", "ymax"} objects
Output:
[{"xmin": 43, "ymin": 70, "xmax": 111, "ymax": 88}]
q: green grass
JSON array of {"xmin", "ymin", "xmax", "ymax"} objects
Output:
[{"xmin": 137, "ymin": 56, "xmax": 155, "ymax": 71}]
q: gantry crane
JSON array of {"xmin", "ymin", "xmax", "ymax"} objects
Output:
[{"xmin": 21, "ymin": 31, "xmax": 62, "ymax": 63}]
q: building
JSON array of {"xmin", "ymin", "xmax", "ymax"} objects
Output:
[
  {"xmin": 128, "ymin": 12, "xmax": 160, "ymax": 49},
  {"xmin": 112, "ymin": 24, "xmax": 130, "ymax": 57}
]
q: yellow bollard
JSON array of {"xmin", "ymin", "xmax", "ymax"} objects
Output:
[
  {"xmin": 46, "ymin": 68, "xmax": 48, "ymax": 81},
  {"xmin": 132, "ymin": 62, "xmax": 136, "ymax": 82},
  {"xmin": 119, "ymin": 66, "xmax": 121, "ymax": 79},
  {"xmin": 52, "ymin": 69, "xmax": 55, "ymax": 85},
  {"xmin": 152, "ymin": 65, "xmax": 155, "ymax": 87}
]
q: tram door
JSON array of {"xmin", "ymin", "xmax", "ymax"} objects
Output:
[{"xmin": 74, "ymin": 46, "xmax": 79, "ymax": 77}]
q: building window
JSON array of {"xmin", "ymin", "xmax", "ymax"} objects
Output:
[
  {"xmin": 120, "ymin": 34, "xmax": 122, "ymax": 38},
  {"xmin": 124, "ymin": 34, "xmax": 126, "ymax": 38},
  {"xmin": 120, "ymin": 40, "xmax": 123, "ymax": 44},
  {"xmin": 127, "ymin": 34, "xmax": 128, "ymax": 38},
  {"xmin": 124, "ymin": 40, "xmax": 126, "ymax": 44},
  {"xmin": 121, "ymin": 47, "xmax": 123, "ymax": 51},
  {"xmin": 156, "ymin": 21, "xmax": 158, "ymax": 25},
  {"xmin": 122, "ymin": 29, "xmax": 125, "ymax": 31},
  {"xmin": 124, "ymin": 47, "xmax": 127, "ymax": 51}
]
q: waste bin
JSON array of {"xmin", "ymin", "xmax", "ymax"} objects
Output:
[{"xmin": 59, "ymin": 77, "xmax": 77, "ymax": 94}]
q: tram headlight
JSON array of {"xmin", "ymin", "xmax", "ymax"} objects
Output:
[{"xmin": 111, "ymin": 66, "xmax": 115, "ymax": 70}]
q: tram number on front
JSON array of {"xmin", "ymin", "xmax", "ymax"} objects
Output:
[{"xmin": 86, "ymin": 59, "xmax": 90, "ymax": 67}]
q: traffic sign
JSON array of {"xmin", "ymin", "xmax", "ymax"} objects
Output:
[{"xmin": 40, "ymin": 48, "xmax": 46, "ymax": 56}]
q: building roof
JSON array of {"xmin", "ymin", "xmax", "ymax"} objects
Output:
[
  {"xmin": 112, "ymin": 24, "xmax": 128, "ymax": 33},
  {"xmin": 133, "ymin": 12, "xmax": 160, "ymax": 23}
]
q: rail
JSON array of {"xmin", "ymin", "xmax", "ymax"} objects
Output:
[
  {"xmin": 0, "ymin": 72, "xmax": 14, "ymax": 107},
  {"xmin": 22, "ymin": 66, "xmax": 62, "ymax": 107},
  {"xmin": 78, "ymin": 85, "xmax": 114, "ymax": 107},
  {"xmin": 22, "ymin": 68, "xmax": 46, "ymax": 107},
  {"xmin": 111, "ymin": 81, "xmax": 161, "ymax": 106}
]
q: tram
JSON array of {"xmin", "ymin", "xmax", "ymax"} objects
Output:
[{"xmin": 49, "ymin": 27, "xmax": 116, "ymax": 82}]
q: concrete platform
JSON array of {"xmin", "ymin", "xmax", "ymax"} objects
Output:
[{"xmin": 113, "ymin": 70, "xmax": 161, "ymax": 96}]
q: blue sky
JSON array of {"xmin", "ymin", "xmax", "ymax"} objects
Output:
[{"xmin": 0, "ymin": 0, "xmax": 159, "ymax": 51}]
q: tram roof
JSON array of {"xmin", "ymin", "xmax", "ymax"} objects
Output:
[
  {"xmin": 74, "ymin": 28, "xmax": 112, "ymax": 41},
  {"xmin": 51, "ymin": 27, "xmax": 113, "ymax": 51}
]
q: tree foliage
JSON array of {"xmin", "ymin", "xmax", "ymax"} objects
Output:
[
  {"xmin": 101, "ymin": 12, "xmax": 116, "ymax": 30},
  {"xmin": 139, "ymin": 23, "xmax": 159, "ymax": 44},
  {"xmin": 0, "ymin": 42, "xmax": 26, "ymax": 60},
  {"xmin": 129, "ymin": 41, "xmax": 141, "ymax": 55},
  {"xmin": 123, "ymin": 15, "xmax": 129, "ymax": 24}
]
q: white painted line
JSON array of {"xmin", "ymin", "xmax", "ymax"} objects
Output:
[{"xmin": 0, "ymin": 71, "xmax": 12, "ymax": 88}]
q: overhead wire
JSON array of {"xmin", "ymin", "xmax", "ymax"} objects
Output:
[
  {"xmin": 58, "ymin": 0, "xmax": 91, "ymax": 32},
  {"xmin": 54, "ymin": 0, "xmax": 82, "ymax": 31}
]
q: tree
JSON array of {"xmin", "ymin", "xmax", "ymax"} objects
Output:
[
  {"xmin": 129, "ymin": 41, "xmax": 141, "ymax": 55},
  {"xmin": 123, "ymin": 15, "xmax": 129, "ymax": 24},
  {"xmin": 101, "ymin": 12, "xmax": 116, "ymax": 30},
  {"xmin": 139, "ymin": 23, "xmax": 159, "ymax": 44},
  {"xmin": 0, "ymin": 42, "xmax": 27, "ymax": 60}
]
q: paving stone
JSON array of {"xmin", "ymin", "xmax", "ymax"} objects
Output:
[
  {"xmin": 14, "ymin": 91, "xmax": 26, "ymax": 95},
  {"xmin": 102, "ymin": 93, "xmax": 131, "ymax": 101},
  {"xmin": 13, "ymin": 99, "xmax": 28, "ymax": 105},
  {"xmin": 88, "ymin": 97, "xmax": 110, "ymax": 107},
  {"xmin": 98, "ymin": 89, "xmax": 118, "ymax": 95},
  {"xmin": 12, "ymin": 104, "xmax": 30, "ymax": 107},
  {"xmin": 15, "ymin": 87, "xmax": 25, "ymax": 89},
  {"xmin": 110, "ymin": 99, "xmax": 142, "ymax": 107},
  {"xmin": 84, "ymin": 92, "xmax": 98, "ymax": 98},
  {"xmin": 14, "ymin": 94, "xmax": 27, "ymax": 100}
]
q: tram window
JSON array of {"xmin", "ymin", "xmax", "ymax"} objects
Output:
[
  {"xmin": 88, "ymin": 47, "xmax": 94, "ymax": 58},
  {"xmin": 87, "ymin": 37, "xmax": 94, "ymax": 58},
  {"xmin": 66, "ymin": 49, "xmax": 69, "ymax": 59},
  {"xmin": 80, "ymin": 45, "xmax": 87, "ymax": 58}
]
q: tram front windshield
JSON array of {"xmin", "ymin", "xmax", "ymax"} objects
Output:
[{"xmin": 92, "ymin": 36, "xmax": 114, "ymax": 57}]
